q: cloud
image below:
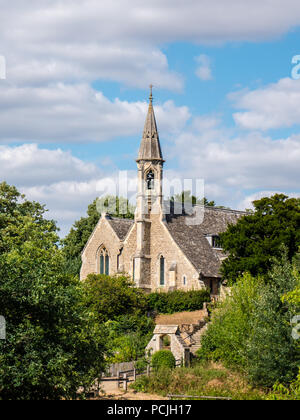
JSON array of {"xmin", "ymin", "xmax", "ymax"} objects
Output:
[
  {"xmin": 238, "ymin": 190, "xmax": 300, "ymax": 210},
  {"xmin": 2, "ymin": 1, "xmax": 300, "ymax": 91},
  {"xmin": 231, "ymin": 78, "xmax": 300, "ymax": 130},
  {"xmin": 195, "ymin": 55, "xmax": 213, "ymax": 81},
  {"xmin": 0, "ymin": 83, "xmax": 190, "ymax": 143},
  {"xmin": 170, "ymin": 116, "xmax": 300, "ymax": 207},
  {"xmin": 0, "ymin": 144, "xmax": 102, "ymax": 186}
]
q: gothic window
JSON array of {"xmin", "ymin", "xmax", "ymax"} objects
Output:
[
  {"xmin": 146, "ymin": 170, "xmax": 155, "ymax": 190},
  {"xmin": 183, "ymin": 275, "xmax": 187, "ymax": 286},
  {"xmin": 105, "ymin": 255, "xmax": 110, "ymax": 275},
  {"xmin": 99, "ymin": 248, "xmax": 109, "ymax": 275},
  {"xmin": 100, "ymin": 254, "xmax": 104, "ymax": 274},
  {"xmin": 160, "ymin": 256, "xmax": 165, "ymax": 286},
  {"xmin": 132, "ymin": 258, "xmax": 135, "ymax": 282}
]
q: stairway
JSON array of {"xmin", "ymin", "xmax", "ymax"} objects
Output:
[{"xmin": 178, "ymin": 322, "xmax": 207, "ymax": 355}]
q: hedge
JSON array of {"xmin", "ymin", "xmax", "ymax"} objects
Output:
[{"xmin": 146, "ymin": 289, "xmax": 210, "ymax": 314}]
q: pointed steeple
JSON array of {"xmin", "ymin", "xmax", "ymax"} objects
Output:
[{"xmin": 137, "ymin": 86, "xmax": 164, "ymax": 162}]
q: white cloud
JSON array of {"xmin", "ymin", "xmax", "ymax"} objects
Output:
[
  {"xmin": 238, "ymin": 190, "xmax": 300, "ymax": 211},
  {"xmin": 0, "ymin": 144, "xmax": 140, "ymax": 236},
  {"xmin": 170, "ymin": 117, "xmax": 300, "ymax": 208},
  {"xmin": 2, "ymin": 1, "xmax": 300, "ymax": 91},
  {"xmin": 0, "ymin": 144, "xmax": 102, "ymax": 186},
  {"xmin": 0, "ymin": 83, "xmax": 190, "ymax": 143},
  {"xmin": 231, "ymin": 78, "xmax": 300, "ymax": 130},
  {"xmin": 195, "ymin": 55, "xmax": 213, "ymax": 81}
]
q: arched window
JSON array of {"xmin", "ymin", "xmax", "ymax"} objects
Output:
[
  {"xmin": 183, "ymin": 275, "xmax": 187, "ymax": 286},
  {"xmin": 105, "ymin": 254, "xmax": 109, "ymax": 275},
  {"xmin": 146, "ymin": 170, "xmax": 155, "ymax": 190},
  {"xmin": 132, "ymin": 258, "xmax": 135, "ymax": 282},
  {"xmin": 160, "ymin": 256, "xmax": 165, "ymax": 286},
  {"xmin": 99, "ymin": 248, "xmax": 109, "ymax": 275}
]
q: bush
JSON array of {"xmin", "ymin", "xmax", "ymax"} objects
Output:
[
  {"xmin": 151, "ymin": 350, "xmax": 176, "ymax": 371},
  {"xmin": 106, "ymin": 315, "xmax": 155, "ymax": 363},
  {"xmin": 198, "ymin": 273, "xmax": 262, "ymax": 368},
  {"xmin": 83, "ymin": 274, "xmax": 148, "ymax": 322},
  {"xmin": 199, "ymin": 249, "xmax": 300, "ymax": 388},
  {"xmin": 147, "ymin": 289, "xmax": 210, "ymax": 314},
  {"xmin": 246, "ymin": 251, "xmax": 300, "ymax": 387}
]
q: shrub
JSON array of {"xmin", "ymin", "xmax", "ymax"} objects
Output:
[
  {"xmin": 147, "ymin": 289, "xmax": 210, "ymax": 314},
  {"xmin": 83, "ymin": 274, "xmax": 148, "ymax": 322},
  {"xmin": 246, "ymin": 251, "xmax": 300, "ymax": 387},
  {"xmin": 151, "ymin": 350, "xmax": 176, "ymax": 371},
  {"xmin": 199, "ymin": 248, "xmax": 300, "ymax": 388},
  {"xmin": 198, "ymin": 273, "xmax": 262, "ymax": 368}
]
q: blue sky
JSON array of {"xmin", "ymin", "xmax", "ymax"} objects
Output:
[{"xmin": 0, "ymin": 1, "xmax": 300, "ymax": 236}]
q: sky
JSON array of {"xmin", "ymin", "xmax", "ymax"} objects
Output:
[{"xmin": 0, "ymin": 0, "xmax": 300, "ymax": 236}]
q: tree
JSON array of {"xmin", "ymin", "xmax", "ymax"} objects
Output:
[
  {"xmin": 62, "ymin": 196, "xmax": 135, "ymax": 276},
  {"xmin": 83, "ymin": 274, "xmax": 148, "ymax": 323},
  {"xmin": 246, "ymin": 250, "xmax": 300, "ymax": 387},
  {"xmin": 199, "ymin": 249, "xmax": 300, "ymax": 388},
  {"xmin": 0, "ymin": 183, "xmax": 106, "ymax": 400},
  {"xmin": 220, "ymin": 194, "xmax": 300, "ymax": 282},
  {"xmin": 170, "ymin": 190, "xmax": 215, "ymax": 207},
  {"xmin": 198, "ymin": 273, "xmax": 262, "ymax": 368}
]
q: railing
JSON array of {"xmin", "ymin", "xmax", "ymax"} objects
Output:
[
  {"xmin": 101, "ymin": 359, "xmax": 182, "ymax": 392},
  {"xmin": 180, "ymin": 324, "xmax": 197, "ymax": 346}
]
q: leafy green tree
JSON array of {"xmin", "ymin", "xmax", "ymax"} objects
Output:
[
  {"xmin": 246, "ymin": 251, "xmax": 300, "ymax": 387},
  {"xmin": 0, "ymin": 183, "xmax": 106, "ymax": 400},
  {"xmin": 199, "ymin": 249, "xmax": 300, "ymax": 388},
  {"xmin": 198, "ymin": 273, "xmax": 262, "ymax": 368},
  {"xmin": 62, "ymin": 196, "xmax": 135, "ymax": 276},
  {"xmin": 83, "ymin": 274, "xmax": 148, "ymax": 323},
  {"xmin": 170, "ymin": 190, "xmax": 215, "ymax": 207},
  {"xmin": 106, "ymin": 315, "xmax": 155, "ymax": 363},
  {"xmin": 220, "ymin": 194, "xmax": 300, "ymax": 282}
]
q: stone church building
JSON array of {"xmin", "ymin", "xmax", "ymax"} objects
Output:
[{"xmin": 80, "ymin": 91, "xmax": 244, "ymax": 295}]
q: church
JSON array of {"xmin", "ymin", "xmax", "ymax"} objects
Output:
[{"xmin": 80, "ymin": 90, "xmax": 244, "ymax": 295}]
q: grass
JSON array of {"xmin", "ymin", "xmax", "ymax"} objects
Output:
[
  {"xmin": 130, "ymin": 361, "xmax": 267, "ymax": 400},
  {"xmin": 155, "ymin": 310, "xmax": 206, "ymax": 325}
]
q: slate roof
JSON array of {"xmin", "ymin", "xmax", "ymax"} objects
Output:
[
  {"xmin": 107, "ymin": 217, "xmax": 134, "ymax": 240},
  {"xmin": 165, "ymin": 205, "xmax": 245, "ymax": 278}
]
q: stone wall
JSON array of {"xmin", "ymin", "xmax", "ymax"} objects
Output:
[
  {"xmin": 149, "ymin": 213, "xmax": 203, "ymax": 292},
  {"xmin": 80, "ymin": 215, "xmax": 121, "ymax": 280}
]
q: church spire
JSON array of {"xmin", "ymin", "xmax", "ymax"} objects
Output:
[{"xmin": 137, "ymin": 86, "xmax": 164, "ymax": 162}]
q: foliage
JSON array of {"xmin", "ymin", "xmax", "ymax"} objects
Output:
[
  {"xmin": 198, "ymin": 273, "xmax": 262, "ymax": 368},
  {"xmin": 170, "ymin": 190, "xmax": 216, "ymax": 207},
  {"xmin": 267, "ymin": 371, "xmax": 300, "ymax": 400},
  {"xmin": 105, "ymin": 314, "xmax": 155, "ymax": 363},
  {"xmin": 220, "ymin": 194, "xmax": 300, "ymax": 282},
  {"xmin": 266, "ymin": 259, "xmax": 300, "ymax": 398},
  {"xmin": 245, "ymin": 251, "xmax": 300, "ymax": 387},
  {"xmin": 0, "ymin": 182, "xmax": 106, "ymax": 400},
  {"xmin": 147, "ymin": 289, "xmax": 210, "ymax": 314},
  {"xmin": 199, "ymin": 249, "xmax": 300, "ymax": 389},
  {"xmin": 83, "ymin": 274, "xmax": 148, "ymax": 323},
  {"xmin": 62, "ymin": 195, "xmax": 134, "ymax": 276},
  {"xmin": 151, "ymin": 350, "xmax": 176, "ymax": 371},
  {"xmin": 131, "ymin": 362, "xmax": 265, "ymax": 400}
]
